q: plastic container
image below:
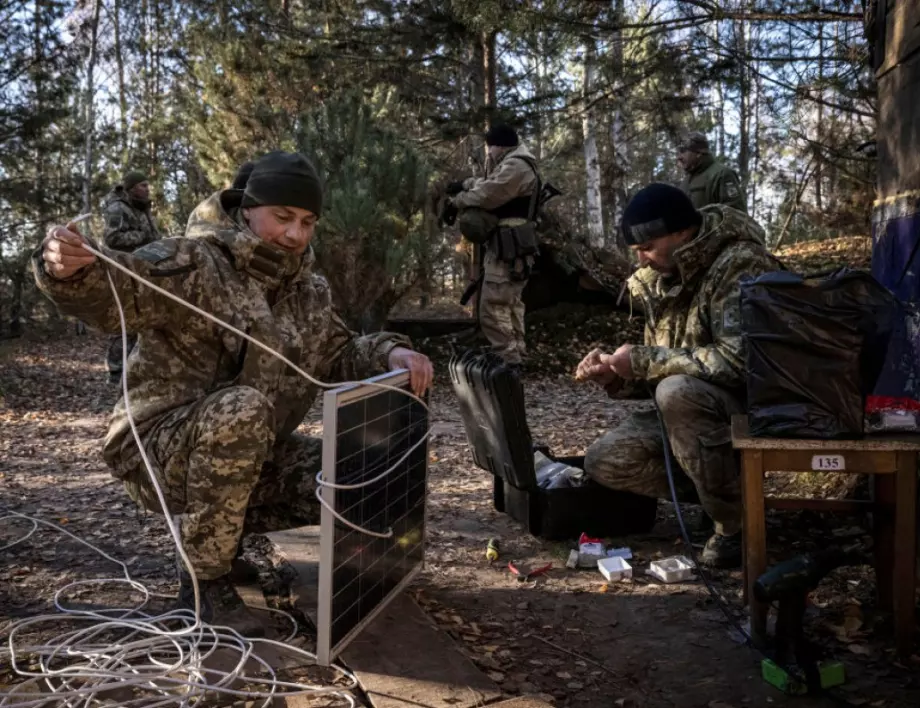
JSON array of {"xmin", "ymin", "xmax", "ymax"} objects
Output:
[
  {"xmin": 449, "ymin": 351, "xmax": 659, "ymax": 541},
  {"xmin": 598, "ymin": 556, "xmax": 633, "ymax": 582},
  {"xmin": 647, "ymin": 556, "xmax": 695, "ymax": 583}
]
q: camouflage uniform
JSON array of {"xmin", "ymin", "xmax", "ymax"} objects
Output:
[
  {"xmin": 34, "ymin": 190, "xmax": 409, "ymax": 579},
  {"xmin": 102, "ymin": 186, "xmax": 160, "ymax": 252},
  {"xmin": 682, "ymin": 154, "xmax": 747, "ymax": 214},
  {"xmin": 453, "ymin": 145, "xmax": 539, "ymax": 365},
  {"xmin": 584, "ymin": 206, "xmax": 781, "ymax": 535},
  {"xmin": 102, "ymin": 186, "xmax": 161, "ymax": 379}
]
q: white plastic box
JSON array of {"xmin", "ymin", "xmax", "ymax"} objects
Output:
[
  {"xmin": 646, "ymin": 556, "xmax": 695, "ymax": 583},
  {"xmin": 597, "ymin": 556, "xmax": 633, "ymax": 582}
]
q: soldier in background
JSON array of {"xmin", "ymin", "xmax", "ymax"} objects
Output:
[
  {"xmin": 576, "ymin": 183, "xmax": 779, "ymax": 568},
  {"xmin": 36, "ymin": 151, "xmax": 433, "ymax": 634},
  {"xmin": 448, "ymin": 124, "xmax": 540, "ymax": 370},
  {"xmin": 102, "ymin": 170, "xmax": 161, "ymax": 383},
  {"xmin": 677, "ymin": 132, "xmax": 747, "ymax": 214}
]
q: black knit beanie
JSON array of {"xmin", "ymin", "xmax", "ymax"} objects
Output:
[
  {"xmin": 241, "ymin": 152, "xmax": 324, "ymax": 217},
  {"xmin": 484, "ymin": 124, "xmax": 519, "ymax": 148},
  {"xmin": 231, "ymin": 161, "xmax": 255, "ymax": 190},
  {"xmin": 122, "ymin": 170, "xmax": 148, "ymax": 191},
  {"xmin": 621, "ymin": 183, "xmax": 702, "ymax": 246}
]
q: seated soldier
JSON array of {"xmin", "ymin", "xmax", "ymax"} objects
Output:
[
  {"xmin": 35, "ymin": 152, "xmax": 433, "ymax": 634},
  {"xmin": 575, "ymin": 183, "xmax": 779, "ymax": 568}
]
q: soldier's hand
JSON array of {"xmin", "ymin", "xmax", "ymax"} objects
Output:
[
  {"xmin": 42, "ymin": 224, "xmax": 96, "ymax": 280},
  {"xmin": 575, "ymin": 348, "xmax": 618, "ymax": 386},
  {"xmin": 600, "ymin": 344, "xmax": 635, "ymax": 379},
  {"xmin": 388, "ymin": 347, "xmax": 434, "ymax": 397}
]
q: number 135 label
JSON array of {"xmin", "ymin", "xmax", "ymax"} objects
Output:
[{"xmin": 812, "ymin": 455, "xmax": 845, "ymax": 471}]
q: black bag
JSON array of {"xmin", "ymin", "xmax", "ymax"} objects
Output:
[
  {"xmin": 492, "ymin": 156, "xmax": 543, "ymax": 265},
  {"xmin": 741, "ymin": 269, "xmax": 897, "ymax": 439},
  {"xmin": 449, "ymin": 351, "xmax": 658, "ymax": 540}
]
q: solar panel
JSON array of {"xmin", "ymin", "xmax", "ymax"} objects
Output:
[{"xmin": 316, "ymin": 370, "xmax": 429, "ymax": 666}]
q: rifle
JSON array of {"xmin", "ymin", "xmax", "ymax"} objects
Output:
[{"xmin": 460, "ymin": 273, "xmax": 483, "ymax": 306}]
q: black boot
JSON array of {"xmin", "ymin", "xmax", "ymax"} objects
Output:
[
  {"xmin": 229, "ymin": 556, "xmax": 261, "ymax": 584},
  {"xmin": 177, "ymin": 573, "xmax": 265, "ymax": 637},
  {"xmin": 228, "ymin": 538, "xmax": 260, "ymax": 584},
  {"xmin": 699, "ymin": 531, "xmax": 743, "ymax": 569}
]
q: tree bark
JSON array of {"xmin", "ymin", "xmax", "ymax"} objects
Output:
[
  {"xmin": 83, "ymin": 0, "xmax": 103, "ymax": 215},
  {"xmin": 608, "ymin": 0, "xmax": 628, "ymax": 247},
  {"xmin": 735, "ymin": 18, "xmax": 751, "ymax": 186},
  {"xmin": 582, "ymin": 36, "xmax": 604, "ymax": 247},
  {"xmin": 113, "ymin": 0, "xmax": 129, "ymax": 163},
  {"xmin": 468, "ymin": 37, "xmax": 485, "ymax": 175},
  {"xmin": 482, "ymin": 28, "xmax": 497, "ymax": 131}
]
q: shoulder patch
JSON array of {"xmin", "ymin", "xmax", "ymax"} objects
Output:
[
  {"xmin": 106, "ymin": 212, "xmax": 123, "ymax": 230},
  {"xmin": 134, "ymin": 239, "xmax": 180, "ymax": 265},
  {"xmin": 723, "ymin": 180, "xmax": 740, "ymax": 199}
]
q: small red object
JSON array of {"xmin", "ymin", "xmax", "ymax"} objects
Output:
[
  {"xmin": 508, "ymin": 561, "xmax": 553, "ymax": 581},
  {"xmin": 579, "ymin": 532, "xmax": 604, "ymax": 546}
]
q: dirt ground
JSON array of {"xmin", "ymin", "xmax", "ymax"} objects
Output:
[{"xmin": 2, "ymin": 333, "xmax": 919, "ymax": 707}]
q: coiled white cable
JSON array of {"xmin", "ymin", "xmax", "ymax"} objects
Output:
[{"xmin": 0, "ymin": 221, "xmax": 432, "ymax": 705}]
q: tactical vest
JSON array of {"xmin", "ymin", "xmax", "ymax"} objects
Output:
[
  {"xmin": 488, "ymin": 156, "xmax": 540, "ymax": 222},
  {"xmin": 491, "ymin": 194, "xmax": 534, "ymax": 220}
]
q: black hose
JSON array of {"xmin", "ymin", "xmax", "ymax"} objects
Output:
[{"xmin": 653, "ymin": 396, "xmax": 853, "ymax": 705}]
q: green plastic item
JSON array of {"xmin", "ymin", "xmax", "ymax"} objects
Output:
[{"xmin": 761, "ymin": 659, "xmax": 845, "ymax": 695}]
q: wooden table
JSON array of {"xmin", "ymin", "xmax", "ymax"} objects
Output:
[{"xmin": 731, "ymin": 415, "xmax": 919, "ymax": 656}]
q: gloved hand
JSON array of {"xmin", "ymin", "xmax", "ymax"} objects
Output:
[{"xmin": 445, "ymin": 180, "xmax": 465, "ymax": 196}]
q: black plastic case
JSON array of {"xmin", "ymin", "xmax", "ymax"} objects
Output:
[{"xmin": 449, "ymin": 351, "xmax": 658, "ymax": 540}]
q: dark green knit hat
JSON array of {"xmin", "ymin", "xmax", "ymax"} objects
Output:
[
  {"xmin": 122, "ymin": 170, "xmax": 148, "ymax": 191},
  {"xmin": 241, "ymin": 152, "xmax": 324, "ymax": 217},
  {"xmin": 621, "ymin": 183, "xmax": 702, "ymax": 246}
]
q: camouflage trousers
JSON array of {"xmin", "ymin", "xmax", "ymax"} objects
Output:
[
  {"xmin": 106, "ymin": 334, "xmax": 137, "ymax": 378},
  {"xmin": 478, "ymin": 251, "xmax": 527, "ymax": 365},
  {"xmin": 584, "ymin": 375, "xmax": 744, "ymax": 536},
  {"xmin": 124, "ymin": 386, "xmax": 321, "ymax": 579}
]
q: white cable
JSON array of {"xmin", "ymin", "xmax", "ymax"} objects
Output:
[
  {"xmin": 77, "ymin": 239, "xmax": 430, "ymax": 539},
  {"xmin": 0, "ymin": 225, "xmax": 433, "ymax": 705}
]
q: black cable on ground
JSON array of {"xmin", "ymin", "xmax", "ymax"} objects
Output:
[{"xmin": 653, "ymin": 398, "xmax": 853, "ymax": 705}]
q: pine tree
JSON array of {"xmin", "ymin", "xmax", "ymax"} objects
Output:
[{"xmin": 296, "ymin": 95, "xmax": 440, "ymax": 330}]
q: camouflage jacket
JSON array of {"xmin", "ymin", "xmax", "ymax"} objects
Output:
[
  {"xmin": 33, "ymin": 190, "xmax": 409, "ymax": 475},
  {"xmin": 626, "ymin": 205, "xmax": 781, "ymax": 391},
  {"xmin": 102, "ymin": 187, "xmax": 160, "ymax": 252},
  {"xmin": 185, "ymin": 189, "xmax": 231, "ymax": 233},
  {"xmin": 453, "ymin": 144, "xmax": 539, "ymax": 219},
  {"xmin": 681, "ymin": 155, "xmax": 747, "ymax": 214}
]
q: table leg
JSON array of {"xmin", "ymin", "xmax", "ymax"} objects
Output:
[
  {"xmin": 873, "ymin": 474, "xmax": 896, "ymax": 613},
  {"xmin": 742, "ymin": 450, "xmax": 768, "ymax": 643},
  {"xmin": 894, "ymin": 452, "xmax": 917, "ymax": 657}
]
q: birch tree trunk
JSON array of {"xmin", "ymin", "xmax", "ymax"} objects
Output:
[
  {"xmin": 113, "ymin": 0, "xmax": 129, "ymax": 163},
  {"xmin": 582, "ymin": 36, "xmax": 604, "ymax": 248},
  {"xmin": 83, "ymin": 0, "xmax": 103, "ymax": 215},
  {"xmin": 735, "ymin": 18, "xmax": 751, "ymax": 187},
  {"xmin": 609, "ymin": 0, "xmax": 628, "ymax": 246}
]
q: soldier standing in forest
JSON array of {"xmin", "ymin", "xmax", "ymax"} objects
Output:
[
  {"xmin": 447, "ymin": 124, "xmax": 541, "ymax": 371},
  {"xmin": 102, "ymin": 170, "xmax": 161, "ymax": 383},
  {"xmin": 678, "ymin": 132, "xmax": 747, "ymax": 214},
  {"xmin": 36, "ymin": 151, "xmax": 433, "ymax": 634}
]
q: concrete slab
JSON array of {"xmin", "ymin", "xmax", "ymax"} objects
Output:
[
  {"xmin": 489, "ymin": 699, "xmax": 556, "ymax": 708},
  {"xmin": 268, "ymin": 526, "xmax": 503, "ymax": 708}
]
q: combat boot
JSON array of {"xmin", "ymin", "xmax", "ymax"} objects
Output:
[
  {"xmin": 699, "ymin": 531, "xmax": 742, "ymax": 569},
  {"xmin": 229, "ymin": 555, "xmax": 260, "ymax": 584},
  {"xmin": 177, "ymin": 573, "xmax": 266, "ymax": 637},
  {"xmin": 228, "ymin": 538, "xmax": 260, "ymax": 584}
]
